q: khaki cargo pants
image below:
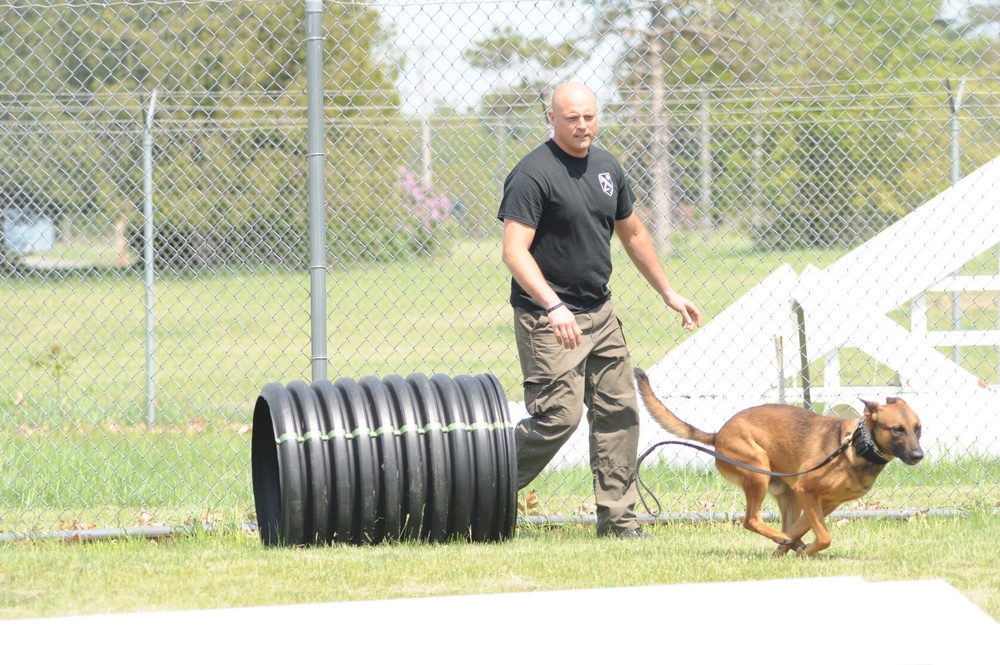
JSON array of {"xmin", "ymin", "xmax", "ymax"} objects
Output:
[{"xmin": 513, "ymin": 298, "xmax": 640, "ymax": 536}]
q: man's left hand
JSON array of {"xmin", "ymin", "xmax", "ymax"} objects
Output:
[{"xmin": 664, "ymin": 291, "xmax": 702, "ymax": 331}]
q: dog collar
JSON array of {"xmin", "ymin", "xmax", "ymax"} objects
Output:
[{"xmin": 852, "ymin": 420, "xmax": 889, "ymax": 465}]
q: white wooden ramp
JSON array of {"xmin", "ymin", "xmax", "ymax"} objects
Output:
[
  {"xmin": 646, "ymin": 264, "xmax": 800, "ymax": 400},
  {"xmin": 640, "ymin": 264, "xmax": 800, "ymax": 466},
  {"xmin": 641, "ymin": 155, "xmax": 1000, "ymax": 461},
  {"xmin": 790, "ymin": 154, "xmax": 1000, "ymax": 455},
  {"xmin": 2, "ymin": 578, "xmax": 996, "ymax": 664},
  {"xmin": 801, "ymin": 155, "xmax": 1000, "ymax": 317},
  {"xmin": 796, "ymin": 264, "xmax": 987, "ymax": 396},
  {"xmin": 790, "ymin": 154, "xmax": 1000, "ymax": 399},
  {"xmin": 518, "ymin": 155, "xmax": 1000, "ymax": 470}
]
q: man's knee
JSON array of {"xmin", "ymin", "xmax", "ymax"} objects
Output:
[{"xmin": 528, "ymin": 401, "xmax": 584, "ymax": 437}]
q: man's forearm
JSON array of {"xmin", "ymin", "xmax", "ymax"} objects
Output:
[{"xmin": 620, "ymin": 223, "xmax": 676, "ymax": 299}]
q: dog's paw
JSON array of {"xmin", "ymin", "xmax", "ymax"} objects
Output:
[{"xmin": 773, "ymin": 537, "xmax": 804, "ymax": 557}]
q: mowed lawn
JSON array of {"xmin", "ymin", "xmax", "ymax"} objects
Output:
[
  {"xmin": 1, "ymin": 511, "xmax": 998, "ymax": 621},
  {"xmin": 1, "ymin": 235, "xmax": 999, "ymax": 623}
]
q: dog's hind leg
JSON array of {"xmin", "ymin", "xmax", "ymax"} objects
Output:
[
  {"xmin": 770, "ymin": 484, "xmax": 804, "ymax": 557},
  {"xmin": 725, "ymin": 466, "xmax": 793, "ymax": 549}
]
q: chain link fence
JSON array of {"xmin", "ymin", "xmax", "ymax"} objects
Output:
[{"xmin": 2, "ymin": 0, "xmax": 999, "ymax": 534}]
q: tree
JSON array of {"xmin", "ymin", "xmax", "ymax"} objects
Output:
[
  {"xmin": 589, "ymin": 0, "xmax": 774, "ymax": 250},
  {"xmin": 751, "ymin": 0, "xmax": 967, "ymax": 248},
  {"xmin": 595, "ymin": 0, "xmax": 974, "ymax": 249},
  {"xmin": 0, "ymin": 1, "xmax": 404, "ymax": 269},
  {"xmin": 464, "ymin": 25, "xmax": 585, "ymax": 186}
]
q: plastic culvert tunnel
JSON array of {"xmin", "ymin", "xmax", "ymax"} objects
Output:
[{"xmin": 251, "ymin": 372, "xmax": 518, "ymax": 546}]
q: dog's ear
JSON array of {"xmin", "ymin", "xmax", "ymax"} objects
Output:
[
  {"xmin": 885, "ymin": 396, "xmax": 906, "ymax": 405},
  {"xmin": 860, "ymin": 398, "xmax": 880, "ymax": 419}
]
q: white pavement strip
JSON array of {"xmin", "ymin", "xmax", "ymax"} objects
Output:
[{"xmin": 2, "ymin": 577, "xmax": 998, "ymax": 664}]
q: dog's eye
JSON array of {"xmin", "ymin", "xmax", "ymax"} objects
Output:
[{"xmin": 892, "ymin": 426, "xmax": 905, "ymax": 435}]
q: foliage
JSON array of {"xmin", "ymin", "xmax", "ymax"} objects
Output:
[
  {"xmin": 0, "ymin": 1, "xmax": 407, "ymax": 271},
  {"xmin": 464, "ymin": 24, "xmax": 584, "ymax": 79},
  {"xmin": 461, "ymin": 0, "xmax": 998, "ymax": 248},
  {"xmin": 753, "ymin": 101, "xmax": 923, "ymax": 249},
  {"xmin": 463, "ymin": 24, "xmax": 585, "ymax": 182}
]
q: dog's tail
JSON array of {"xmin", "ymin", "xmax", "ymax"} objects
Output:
[{"xmin": 634, "ymin": 368, "xmax": 716, "ymax": 446}]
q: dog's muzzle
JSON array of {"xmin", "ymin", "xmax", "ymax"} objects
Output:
[{"xmin": 895, "ymin": 445, "xmax": 925, "ymax": 465}]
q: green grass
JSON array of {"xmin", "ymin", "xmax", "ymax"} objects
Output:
[
  {"xmin": 2, "ymin": 235, "xmax": 1000, "ymax": 624},
  {"xmin": 1, "ymin": 234, "xmax": 998, "ymax": 531},
  {"xmin": 25, "ymin": 237, "xmax": 125, "ymax": 268},
  {"xmin": 2, "ymin": 511, "xmax": 998, "ymax": 621},
  {"xmin": 0, "ymin": 426, "xmax": 252, "ymax": 531},
  {"xmin": 2, "ymin": 426, "xmax": 996, "ymax": 531}
]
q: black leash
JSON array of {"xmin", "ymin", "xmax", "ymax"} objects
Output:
[{"xmin": 635, "ymin": 436, "xmax": 853, "ymax": 517}]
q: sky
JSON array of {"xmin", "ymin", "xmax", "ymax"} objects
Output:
[
  {"xmin": 375, "ymin": 0, "xmax": 618, "ymax": 115},
  {"xmin": 375, "ymin": 0, "xmax": 982, "ymax": 115}
]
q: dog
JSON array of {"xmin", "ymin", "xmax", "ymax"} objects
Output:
[{"xmin": 634, "ymin": 368, "xmax": 924, "ymax": 556}]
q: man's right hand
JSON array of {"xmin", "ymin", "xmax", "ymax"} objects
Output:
[{"xmin": 548, "ymin": 304, "xmax": 583, "ymax": 350}]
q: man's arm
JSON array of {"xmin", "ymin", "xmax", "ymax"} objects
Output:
[
  {"xmin": 614, "ymin": 212, "xmax": 702, "ymax": 331},
  {"xmin": 502, "ymin": 218, "xmax": 583, "ymax": 349}
]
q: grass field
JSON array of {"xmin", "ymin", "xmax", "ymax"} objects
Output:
[
  {"xmin": 1, "ymin": 234, "xmax": 999, "ymax": 530},
  {"xmin": 1, "ymin": 510, "xmax": 998, "ymax": 621},
  {"xmin": 1, "ymin": 234, "xmax": 999, "ymax": 624}
]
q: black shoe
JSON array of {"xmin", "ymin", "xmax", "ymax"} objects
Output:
[{"xmin": 617, "ymin": 527, "xmax": 652, "ymax": 540}]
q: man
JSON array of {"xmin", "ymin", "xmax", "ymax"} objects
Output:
[{"xmin": 498, "ymin": 82, "xmax": 701, "ymax": 538}]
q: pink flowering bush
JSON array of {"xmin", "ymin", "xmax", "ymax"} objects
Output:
[{"xmin": 396, "ymin": 167, "xmax": 453, "ymax": 256}]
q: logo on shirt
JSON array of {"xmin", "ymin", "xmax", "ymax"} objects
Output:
[{"xmin": 598, "ymin": 172, "xmax": 614, "ymax": 197}]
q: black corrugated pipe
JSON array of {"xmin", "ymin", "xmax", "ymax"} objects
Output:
[{"xmin": 252, "ymin": 372, "xmax": 517, "ymax": 546}]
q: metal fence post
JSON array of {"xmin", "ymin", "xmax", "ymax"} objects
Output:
[
  {"xmin": 142, "ymin": 89, "xmax": 158, "ymax": 427},
  {"xmin": 792, "ymin": 299, "xmax": 812, "ymax": 412},
  {"xmin": 947, "ymin": 77, "xmax": 967, "ymax": 366},
  {"xmin": 306, "ymin": 0, "xmax": 328, "ymax": 383}
]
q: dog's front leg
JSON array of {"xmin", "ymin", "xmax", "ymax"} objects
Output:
[
  {"xmin": 777, "ymin": 499, "xmax": 817, "ymax": 555},
  {"xmin": 787, "ymin": 492, "xmax": 832, "ymax": 556}
]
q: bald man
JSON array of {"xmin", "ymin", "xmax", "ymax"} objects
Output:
[{"xmin": 498, "ymin": 82, "xmax": 701, "ymax": 538}]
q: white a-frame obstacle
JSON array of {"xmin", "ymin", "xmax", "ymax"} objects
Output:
[
  {"xmin": 514, "ymin": 155, "xmax": 1000, "ymax": 469},
  {"xmin": 646, "ymin": 154, "xmax": 1000, "ymax": 460}
]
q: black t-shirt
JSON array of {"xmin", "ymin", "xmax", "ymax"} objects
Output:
[{"xmin": 497, "ymin": 139, "xmax": 635, "ymax": 313}]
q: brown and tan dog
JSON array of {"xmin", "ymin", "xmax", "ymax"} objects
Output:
[{"xmin": 634, "ymin": 368, "xmax": 924, "ymax": 556}]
